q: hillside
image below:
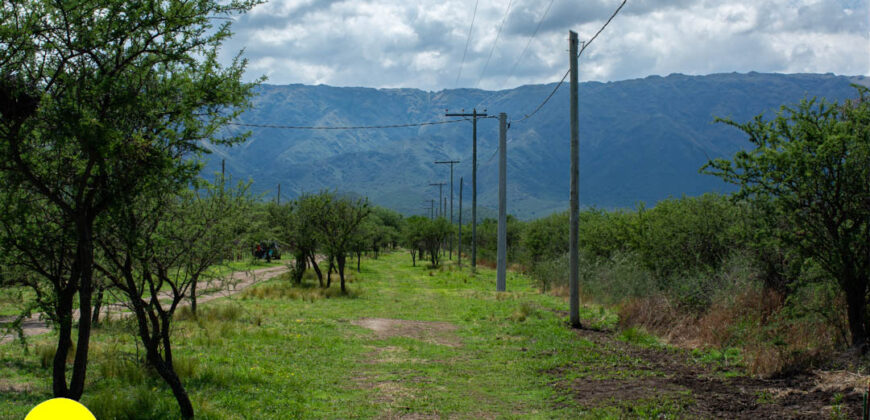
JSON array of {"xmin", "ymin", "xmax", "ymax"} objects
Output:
[{"xmin": 206, "ymin": 72, "xmax": 866, "ymax": 218}]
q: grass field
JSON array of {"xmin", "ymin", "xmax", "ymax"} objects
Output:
[{"xmin": 0, "ymin": 251, "xmax": 857, "ymax": 418}]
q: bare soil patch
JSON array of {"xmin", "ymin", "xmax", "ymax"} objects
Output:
[
  {"xmin": 351, "ymin": 318, "xmax": 463, "ymax": 419},
  {"xmin": 351, "ymin": 318, "xmax": 461, "ymax": 347},
  {"xmin": 552, "ymin": 327, "xmax": 864, "ymax": 418}
]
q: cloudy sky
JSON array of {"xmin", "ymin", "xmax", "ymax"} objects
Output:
[{"xmin": 221, "ymin": 0, "xmax": 870, "ymax": 91}]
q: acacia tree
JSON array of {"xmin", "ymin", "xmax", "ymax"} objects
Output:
[
  {"xmin": 402, "ymin": 216, "xmax": 428, "ymax": 267},
  {"xmin": 0, "ymin": 0, "xmax": 258, "ymax": 399},
  {"xmin": 97, "ymin": 178, "xmax": 252, "ymax": 418},
  {"xmin": 422, "ymin": 218, "xmax": 451, "ymax": 267},
  {"xmin": 310, "ymin": 192, "xmax": 370, "ymax": 294},
  {"xmin": 187, "ymin": 177, "xmax": 253, "ymax": 315},
  {"xmin": 703, "ymin": 86, "xmax": 870, "ymax": 350},
  {"xmin": 292, "ymin": 194, "xmax": 325, "ymax": 286}
]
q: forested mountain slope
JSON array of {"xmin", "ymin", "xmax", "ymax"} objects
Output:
[{"xmin": 206, "ymin": 72, "xmax": 866, "ymax": 218}]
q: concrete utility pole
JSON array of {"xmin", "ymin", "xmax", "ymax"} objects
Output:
[
  {"xmin": 497, "ymin": 112, "xmax": 507, "ymax": 292},
  {"xmin": 443, "ymin": 197, "xmax": 447, "ymax": 222},
  {"xmin": 423, "ymin": 200, "xmax": 433, "ymax": 219},
  {"xmin": 435, "ymin": 160, "xmax": 460, "ymax": 259},
  {"xmin": 445, "ymin": 109, "xmax": 488, "ymax": 269},
  {"xmin": 429, "ymin": 182, "xmax": 445, "ymax": 219},
  {"xmin": 569, "ymin": 30, "xmax": 582, "ymax": 329},
  {"xmin": 458, "ymin": 177, "xmax": 463, "ymax": 268}
]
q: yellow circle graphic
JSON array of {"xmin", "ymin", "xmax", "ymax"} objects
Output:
[{"xmin": 25, "ymin": 398, "xmax": 95, "ymax": 420}]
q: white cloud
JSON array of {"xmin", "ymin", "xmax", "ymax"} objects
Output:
[{"xmin": 220, "ymin": 0, "xmax": 870, "ymax": 90}]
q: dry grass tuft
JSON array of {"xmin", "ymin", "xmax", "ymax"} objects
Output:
[
  {"xmin": 241, "ymin": 279, "xmax": 361, "ymax": 301},
  {"xmin": 619, "ymin": 286, "xmax": 844, "ymax": 377}
]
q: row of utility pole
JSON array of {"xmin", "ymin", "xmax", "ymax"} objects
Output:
[
  {"xmin": 437, "ymin": 30, "xmax": 580, "ymax": 327},
  {"xmin": 433, "ymin": 109, "xmax": 507, "ymax": 292}
]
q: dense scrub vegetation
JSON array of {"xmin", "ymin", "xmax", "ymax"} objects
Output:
[
  {"xmin": 0, "ymin": 0, "xmax": 865, "ymax": 415},
  {"xmin": 464, "ymin": 87, "xmax": 870, "ymax": 375}
]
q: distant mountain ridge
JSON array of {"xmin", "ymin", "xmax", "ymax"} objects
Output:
[{"xmin": 205, "ymin": 72, "xmax": 867, "ymax": 219}]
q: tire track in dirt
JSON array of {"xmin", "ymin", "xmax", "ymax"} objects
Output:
[
  {"xmin": 552, "ymin": 326, "xmax": 864, "ymax": 418},
  {"xmin": 0, "ymin": 264, "xmax": 289, "ymax": 345}
]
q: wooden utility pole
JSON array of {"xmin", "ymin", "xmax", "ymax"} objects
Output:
[
  {"xmin": 569, "ymin": 30, "xmax": 582, "ymax": 329},
  {"xmin": 429, "ymin": 182, "xmax": 445, "ymax": 219},
  {"xmin": 431, "ymin": 199, "xmax": 435, "ymax": 219},
  {"xmin": 445, "ymin": 109, "xmax": 488, "ymax": 269},
  {"xmin": 497, "ymin": 112, "xmax": 508, "ymax": 292},
  {"xmin": 435, "ymin": 160, "xmax": 460, "ymax": 259},
  {"xmin": 458, "ymin": 177, "xmax": 463, "ymax": 268},
  {"xmin": 277, "ymin": 184, "xmax": 281, "ymax": 205}
]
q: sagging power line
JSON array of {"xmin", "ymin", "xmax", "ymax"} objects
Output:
[
  {"xmin": 475, "ymin": 0, "xmax": 556, "ymax": 110},
  {"xmin": 455, "ymin": 0, "xmax": 480, "ymax": 87},
  {"xmin": 513, "ymin": 0, "xmax": 627, "ymax": 124},
  {"xmin": 475, "ymin": 0, "xmax": 514, "ymax": 89},
  {"xmin": 226, "ymin": 118, "xmax": 474, "ymax": 131}
]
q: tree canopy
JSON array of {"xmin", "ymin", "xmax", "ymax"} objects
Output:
[{"xmin": 704, "ymin": 86, "xmax": 870, "ymax": 349}]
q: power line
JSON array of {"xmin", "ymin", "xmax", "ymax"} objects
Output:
[
  {"xmin": 226, "ymin": 118, "xmax": 475, "ymax": 131},
  {"xmin": 475, "ymin": 0, "xmax": 514, "ymax": 89},
  {"xmin": 475, "ymin": 0, "xmax": 556, "ymax": 110},
  {"xmin": 512, "ymin": 68, "xmax": 569, "ymax": 124},
  {"xmin": 455, "ymin": 0, "xmax": 480, "ymax": 88},
  {"xmin": 512, "ymin": 0, "xmax": 627, "ymax": 124},
  {"xmin": 578, "ymin": 0, "xmax": 626, "ymax": 57}
]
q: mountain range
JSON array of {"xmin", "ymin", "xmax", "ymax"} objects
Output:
[{"xmin": 204, "ymin": 72, "xmax": 868, "ymax": 220}]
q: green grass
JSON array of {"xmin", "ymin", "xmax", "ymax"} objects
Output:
[{"xmin": 0, "ymin": 251, "xmax": 690, "ymax": 419}]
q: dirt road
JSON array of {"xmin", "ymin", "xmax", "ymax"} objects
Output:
[{"xmin": 0, "ymin": 264, "xmax": 288, "ymax": 345}]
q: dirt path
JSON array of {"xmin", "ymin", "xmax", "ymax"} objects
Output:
[
  {"xmin": 0, "ymin": 264, "xmax": 289, "ymax": 345},
  {"xmin": 554, "ymin": 326, "xmax": 865, "ymax": 418}
]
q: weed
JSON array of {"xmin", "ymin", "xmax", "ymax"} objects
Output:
[
  {"xmin": 84, "ymin": 384, "xmax": 177, "ymax": 420},
  {"xmin": 510, "ymin": 302, "xmax": 537, "ymax": 322},
  {"xmin": 35, "ymin": 341, "xmax": 75, "ymax": 370},
  {"xmin": 618, "ymin": 327, "xmax": 661, "ymax": 348},
  {"xmin": 830, "ymin": 392, "xmax": 847, "ymax": 420},
  {"xmin": 241, "ymin": 280, "xmax": 361, "ymax": 301},
  {"xmin": 755, "ymin": 389, "xmax": 774, "ymax": 404}
]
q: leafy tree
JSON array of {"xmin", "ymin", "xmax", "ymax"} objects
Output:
[
  {"xmin": 703, "ymin": 87, "xmax": 870, "ymax": 350},
  {"xmin": 0, "ymin": 0, "xmax": 257, "ymax": 399},
  {"xmin": 96, "ymin": 177, "xmax": 252, "ymax": 418},
  {"xmin": 291, "ymin": 193, "xmax": 325, "ymax": 286},
  {"xmin": 522, "ymin": 211, "xmax": 569, "ymax": 264},
  {"xmin": 308, "ymin": 192, "xmax": 370, "ymax": 293},
  {"xmin": 371, "ymin": 206, "xmax": 403, "ymax": 249},
  {"xmin": 401, "ymin": 216, "xmax": 428, "ymax": 267},
  {"xmin": 422, "ymin": 218, "xmax": 452, "ymax": 267}
]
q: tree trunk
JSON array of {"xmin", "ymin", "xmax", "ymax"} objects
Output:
[
  {"xmin": 410, "ymin": 250, "xmax": 416, "ymax": 267},
  {"xmin": 125, "ymin": 271, "xmax": 194, "ymax": 418},
  {"xmin": 293, "ymin": 251, "xmax": 305, "ymax": 283},
  {"xmin": 69, "ymin": 220, "xmax": 94, "ymax": 400},
  {"xmin": 309, "ymin": 252, "xmax": 323, "ymax": 287},
  {"xmin": 92, "ymin": 286, "xmax": 104, "ymax": 325},
  {"xmin": 152, "ymin": 357, "xmax": 194, "ymax": 419},
  {"xmin": 845, "ymin": 279, "xmax": 868, "ymax": 351},
  {"xmin": 326, "ymin": 257, "xmax": 332, "ymax": 289},
  {"xmin": 52, "ymin": 288, "xmax": 74, "ymax": 397},
  {"xmin": 357, "ymin": 251, "xmax": 361, "ymax": 272},
  {"xmin": 155, "ymin": 321, "xmax": 194, "ymax": 418},
  {"xmin": 190, "ymin": 280, "xmax": 197, "ymax": 317},
  {"xmin": 338, "ymin": 254, "xmax": 347, "ymax": 294}
]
